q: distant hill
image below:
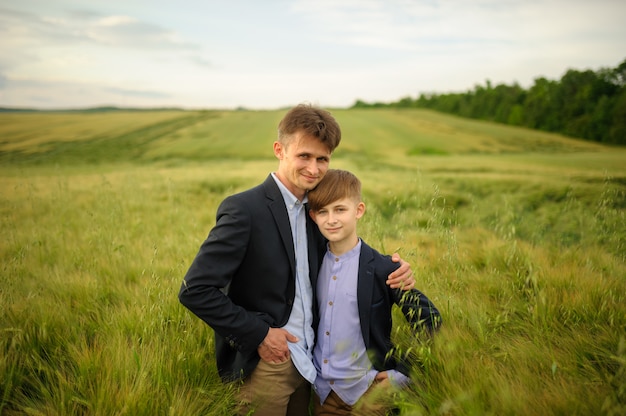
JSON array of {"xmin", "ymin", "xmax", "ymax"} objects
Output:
[{"xmin": 0, "ymin": 106, "xmax": 186, "ymax": 113}]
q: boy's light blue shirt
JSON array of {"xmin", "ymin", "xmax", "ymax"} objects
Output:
[{"xmin": 313, "ymin": 240, "xmax": 409, "ymax": 405}]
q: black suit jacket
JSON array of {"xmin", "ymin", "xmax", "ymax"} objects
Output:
[
  {"xmin": 179, "ymin": 174, "xmax": 325, "ymax": 381},
  {"xmin": 356, "ymin": 241, "xmax": 441, "ymax": 376}
]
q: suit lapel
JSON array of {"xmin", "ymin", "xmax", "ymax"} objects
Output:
[{"xmin": 264, "ymin": 176, "xmax": 297, "ymax": 277}]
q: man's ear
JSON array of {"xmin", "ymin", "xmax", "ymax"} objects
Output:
[{"xmin": 273, "ymin": 141, "xmax": 283, "ymax": 159}]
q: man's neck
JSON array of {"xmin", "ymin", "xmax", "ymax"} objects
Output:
[{"xmin": 273, "ymin": 171, "xmax": 306, "ymax": 201}]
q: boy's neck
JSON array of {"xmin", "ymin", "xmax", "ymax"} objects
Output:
[{"xmin": 328, "ymin": 235, "xmax": 360, "ymax": 256}]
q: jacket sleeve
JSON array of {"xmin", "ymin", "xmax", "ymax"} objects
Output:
[
  {"xmin": 178, "ymin": 194, "xmax": 269, "ymax": 353},
  {"xmin": 394, "ymin": 288, "xmax": 442, "ymax": 335}
]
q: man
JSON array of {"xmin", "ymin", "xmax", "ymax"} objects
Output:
[{"xmin": 179, "ymin": 104, "xmax": 415, "ymax": 415}]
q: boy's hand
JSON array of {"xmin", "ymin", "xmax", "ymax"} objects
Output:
[
  {"xmin": 375, "ymin": 371, "xmax": 389, "ymax": 381},
  {"xmin": 387, "ymin": 253, "xmax": 415, "ymax": 290}
]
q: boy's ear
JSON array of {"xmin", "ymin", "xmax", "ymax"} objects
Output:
[
  {"xmin": 356, "ymin": 201, "xmax": 366, "ymax": 219},
  {"xmin": 309, "ymin": 209, "xmax": 317, "ymax": 221}
]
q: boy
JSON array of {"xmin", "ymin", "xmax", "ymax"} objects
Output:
[{"xmin": 307, "ymin": 169, "xmax": 441, "ymax": 415}]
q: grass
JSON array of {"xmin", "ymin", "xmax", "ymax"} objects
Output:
[{"xmin": 1, "ymin": 108, "xmax": 625, "ymax": 415}]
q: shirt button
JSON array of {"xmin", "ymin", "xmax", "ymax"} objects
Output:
[
  {"xmin": 332, "ymin": 276, "xmax": 337, "ymax": 280},
  {"xmin": 329, "ymin": 380, "xmax": 335, "ymax": 385},
  {"xmin": 335, "ymin": 258, "xmax": 339, "ymax": 262},
  {"xmin": 325, "ymin": 331, "xmax": 330, "ymax": 336},
  {"xmin": 323, "ymin": 359, "xmax": 328, "ymax": 364},
  {"xmin": 328, "ymin": 301, "xmax": 333, "ymax": 306}
]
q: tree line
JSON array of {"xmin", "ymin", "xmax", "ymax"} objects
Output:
[{"xmin": 352, "ymin": 58, "xmax": 626, "ymax": 145}]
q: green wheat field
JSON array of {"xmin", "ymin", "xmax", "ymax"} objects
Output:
[{"xmin": 1, "ymin": 108, "xmax": 625, "ymax": 415}]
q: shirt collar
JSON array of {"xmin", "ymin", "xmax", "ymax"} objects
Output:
[
  {"xmin": 326, "ymin": 238, "xmax": 362, "ymax": 262},
  {"xmin": 271, "ymin": 172, "xmax": 308, "ymax": 208}
]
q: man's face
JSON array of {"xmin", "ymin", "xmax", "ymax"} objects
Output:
[{"xmin": 274, "ymin": 132, "xmax": 331, "ymax": 200}]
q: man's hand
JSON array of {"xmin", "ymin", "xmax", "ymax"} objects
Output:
[
  {"xmin": 387, "ymin": 253, "xmax": 415, "ymax": 290},
  {"xmin": 257, "ymin": 327, "xmax": 298, "ymax": 364}
]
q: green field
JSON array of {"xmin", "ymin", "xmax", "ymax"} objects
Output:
[{"xmin": 1, "ymin": 108, "xmax": 625, "ymax": 415}]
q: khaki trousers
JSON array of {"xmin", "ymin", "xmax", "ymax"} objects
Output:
[
  {"xmin": 313, "ymin": 378, "xmax": 395, "ymax": 416},
  {"xmin": 236, "ymin": 358, "xmax": 310, "ymax": 416}
]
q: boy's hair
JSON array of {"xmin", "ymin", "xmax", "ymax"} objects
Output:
[
  {"xmin": 308, "ymin": 169, "xmax": 361, "ymax": 212},
  {"xmin": 277, "ymin": 104, "xmax": 342, "ymax": 152}
]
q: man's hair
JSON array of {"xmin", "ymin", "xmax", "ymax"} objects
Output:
[
  {"xmin": 308, "ymin": 169, "xmax": 361, "ymax": 212},
  {"xmin": 277, "ymin": 104, "xmax": 341, "ymax": 152}
]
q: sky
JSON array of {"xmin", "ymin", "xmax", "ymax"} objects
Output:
[{"xmin": 1, "ymin": 0, "xmax": 624, "ymax": 110}]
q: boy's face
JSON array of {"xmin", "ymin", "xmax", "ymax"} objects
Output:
[{"xmin": 310, "ymin": 197, "xmax": 365, "ymax": 246}]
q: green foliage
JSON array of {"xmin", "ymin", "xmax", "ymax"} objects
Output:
[
  {"xmin": 355, "ymin": 58, "xmax": 626, "ymax": 145},
  {"xmin": 1, "ymin": 109, "xmax": 625, "ymax": 414}
]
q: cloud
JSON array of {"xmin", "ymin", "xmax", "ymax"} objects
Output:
[
  {"xmin": 287, "ymin": 0, "xmax": 626, "ymax": 93},
  {"xmin": 0, "ymin": 3, "xmax": 213, "ymax": 104},
  {"xmin": 0, "ymin": 76, "xmax": 174, "ymax": 109},
  {"xmin": 0, "ymin": 5, "xmax": 211, "ymax": 79},
  {"xmin": 290, "ymin": 0, "xmax": 625, "ymax": 56},
  {"xmin": 1, "ymin": 6, "xmax": 199, "ymax": 50},
  {"xmin": 84, "ymin": 14, "xmax": 199, "ymax": 50},
  {"xmin": 104, "ymin": 87, "xmax": 171, "ymax": 99},
  {"xmin": 188, "ymin": 55, "xmax": 212, "ymax": 68},
  {"xmin": 290, "ymin": 0, "xmax": 488, "ymax": 50}
]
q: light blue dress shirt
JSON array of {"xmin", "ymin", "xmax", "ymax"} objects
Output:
[
  {"xmin": 271, "ymin": 173, "xmax": 316, "ymax": 384},
  {"xmin": 313, "ymin": 240, "xmax": 409, "ymax": 406}
]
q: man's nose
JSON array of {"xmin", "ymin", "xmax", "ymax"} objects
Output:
[{"xmin": 306, "ymin": 159, "xmax": 320, "ymax": 174}]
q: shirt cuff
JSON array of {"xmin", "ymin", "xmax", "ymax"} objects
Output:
[{"xmin": 385, "ymin": 370, "xmax": 411, "ymax": 388}]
